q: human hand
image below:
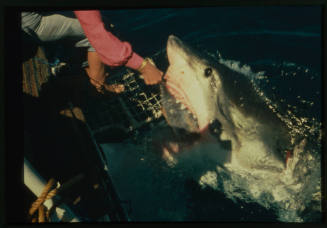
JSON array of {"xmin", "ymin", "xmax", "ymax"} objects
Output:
[
  {"xmin": 103, "ymin": 83, "xmax": 125, "ymax": 93},
  {"xmin": 138, "ymin": 59, "xmax": 163, "ymax": 85}
]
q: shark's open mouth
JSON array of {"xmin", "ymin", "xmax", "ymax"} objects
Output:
[
  {"xmin": 165, "ymin": 79, "xmax": 197, "ymax": 118},
  {"xmin": 161, "ymin": 74, "xmax": 201, "ymax": 132}
]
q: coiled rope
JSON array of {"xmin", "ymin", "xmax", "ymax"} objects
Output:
[
  {"xmin": 29, "ymin": 178, "xmax": 58, "ymax": 223},
  {"xmin": 28, "ymin": 173, "xmax": 84, "ymax": 223}
]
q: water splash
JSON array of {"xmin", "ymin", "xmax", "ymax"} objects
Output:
[{"xmin": 194, "ymin": 55, "xmax": 322, "ymax": 222}]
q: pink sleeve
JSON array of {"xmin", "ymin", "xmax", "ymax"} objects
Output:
[{"xmin": 74, "ymin": 10, "xmax": 144, "ymax": 70}]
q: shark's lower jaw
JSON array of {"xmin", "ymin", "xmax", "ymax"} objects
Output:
[{"xmin": 160, "ymin": 83, "xmax": 199, "ymax": 132}]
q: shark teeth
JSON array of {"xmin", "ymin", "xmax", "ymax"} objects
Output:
[{"xmin": 171, "ymin": 96, "xmax": 198, "ymax": 122}]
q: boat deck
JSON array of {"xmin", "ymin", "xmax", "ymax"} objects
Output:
[{"xmin": 22, "ymin": 43, "xmax": 164, "ymax": 222}]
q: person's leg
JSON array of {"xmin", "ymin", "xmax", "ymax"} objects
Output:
[
  {"xmin": 86, "ymin": 51, "xmax": 124, "ymax": 93},
  {"xmin": 85, "ymin": 51, "xmax": 105, "ymax": 84}
]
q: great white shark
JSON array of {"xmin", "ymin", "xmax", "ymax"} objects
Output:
[{"xmin": 159, "ymin": 35, "xmax": 296, "ymax": 173}]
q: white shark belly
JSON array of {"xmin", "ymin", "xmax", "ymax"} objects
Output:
[{"xmin": 220, "ymin": 105, "xmax": 285, "ymax": 172}]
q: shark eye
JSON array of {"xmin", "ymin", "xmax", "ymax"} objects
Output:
[{"xmin": 204, "ymin": 68, "xmax": 212, "ymax": 77}]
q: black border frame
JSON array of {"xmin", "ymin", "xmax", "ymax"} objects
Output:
[{"xmin": 1, "ymin": 0, "xmax": 326, "ymax": 227}]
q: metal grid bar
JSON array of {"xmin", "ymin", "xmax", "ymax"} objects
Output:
[{"xmin": 81, "ymin": 68, "xmax": 163, "ymax": 135}]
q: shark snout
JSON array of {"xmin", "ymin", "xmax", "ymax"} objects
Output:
[
  {"xmin": 167, "ymin": 35, "xmax": 186, "ymax": 55},
  {"xmin": 167, "ymin": 35, "xmax": 189, "ymax": 65},
  {"xmin": 167, "ymin": 35, "xmax": 181, "ymax": 47}
]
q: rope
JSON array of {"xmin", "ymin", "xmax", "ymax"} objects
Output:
[
  {"xmin": 28, "ymin": 173, "xmax": 84, "ymax": 223},
  {"xmin": 38, "ymin": 205, "xmax": 46, "ymax": 223},
  {"xmin": 28, "ymin": 178, "xmax": 58, "ymax": 223},
  {"xmin": 46, "ymin": 188, "xmax": 59, "ymax": 200}
]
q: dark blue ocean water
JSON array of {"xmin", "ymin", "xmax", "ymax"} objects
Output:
[{"xmin": 99, "ymin": 7, "xmax": 322, "ymax": 222}]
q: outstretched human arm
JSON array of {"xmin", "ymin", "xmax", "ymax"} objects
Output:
[{"xmin": 74, "ymin": 10, "xmax": 162, "ymax": 85}]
